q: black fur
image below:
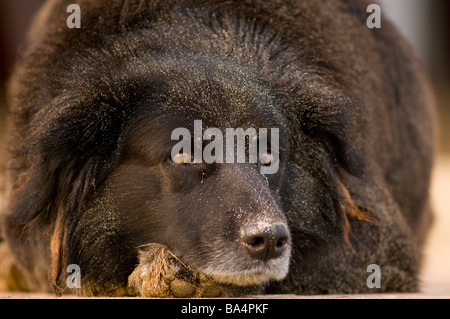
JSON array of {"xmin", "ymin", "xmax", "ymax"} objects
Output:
[{"xmin": 1, "ymin": 0, "xmax": 435, "ymax": 295}]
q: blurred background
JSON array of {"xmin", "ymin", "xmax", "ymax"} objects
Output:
[
  {"xmin": 379, "ymin": 0, "xmax": 450, "ymax": 294},
  {"xmin": 0, "ymin": 0, "xmax": 449, "ymax": 295}
]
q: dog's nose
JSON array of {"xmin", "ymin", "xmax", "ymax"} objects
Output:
[{"xmin": 241, "ymin": 223, "xmax": 289, "ymax": 261}]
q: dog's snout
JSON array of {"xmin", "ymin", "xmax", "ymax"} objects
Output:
[{"xmin": 241, "ymin": 223, "xmax": 289, "ymax": 261}]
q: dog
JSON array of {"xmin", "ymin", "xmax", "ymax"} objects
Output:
[{"xmin": 0, "ymin": 0, "xmax": 435, "ymax": 296}]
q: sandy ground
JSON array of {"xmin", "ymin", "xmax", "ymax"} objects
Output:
[{"xmin": 420, "ymin": 156, "xmax": 450, "ymax": 294}]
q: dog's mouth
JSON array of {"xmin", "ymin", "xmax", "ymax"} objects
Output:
[
  {"xmin": 196, "ymin": 252, "xmax": 291, "ymax": 286},
  {"xmin": 127, "ymin": 243, "xmax": 290, "ymax": 297}
]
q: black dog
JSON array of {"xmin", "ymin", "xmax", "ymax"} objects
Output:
[{"xmin": 1, "ymin": 0, "xmax": 435, "ymax": 296}]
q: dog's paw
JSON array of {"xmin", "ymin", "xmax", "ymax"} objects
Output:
[{"xmin": 127, "ymin": 243, "xmax": 227, "ymax": 297}]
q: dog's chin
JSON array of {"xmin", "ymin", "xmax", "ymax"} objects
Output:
[
  {"xmin": 205, "ymin": 268, "xmax": 288, "ymax": 286},
  {"xmin": 197, "ymin": 255, "xmax": 291, "ymax": 286}
]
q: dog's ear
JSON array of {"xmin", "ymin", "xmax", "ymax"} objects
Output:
[
  {"xmin": 9, "ymin": 92, "xmax": 128, "ymax": 294},
  {"xmin": 12, "ymin": 94, "xmax": 126, "ymax": 227}
]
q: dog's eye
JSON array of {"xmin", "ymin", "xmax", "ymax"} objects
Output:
[
  {"xmin": 171, "ymin": 151, "xmax": 195, "ymax": 165},
  {"xmin": 259, "ymin": 152, "xmax": 274, "ymax": 166}
]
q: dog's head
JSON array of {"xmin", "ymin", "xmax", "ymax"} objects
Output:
[
  {"xmin": 107, "ymin": 61, "xmax": 292, "ymax": 286},
  {"xmin": 6, "ymin": 0, "xmax": 433, "ymax": 296},
  {"xmin": 7, "ymin": 1, "xmax": 367, "ymax": 295}
]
